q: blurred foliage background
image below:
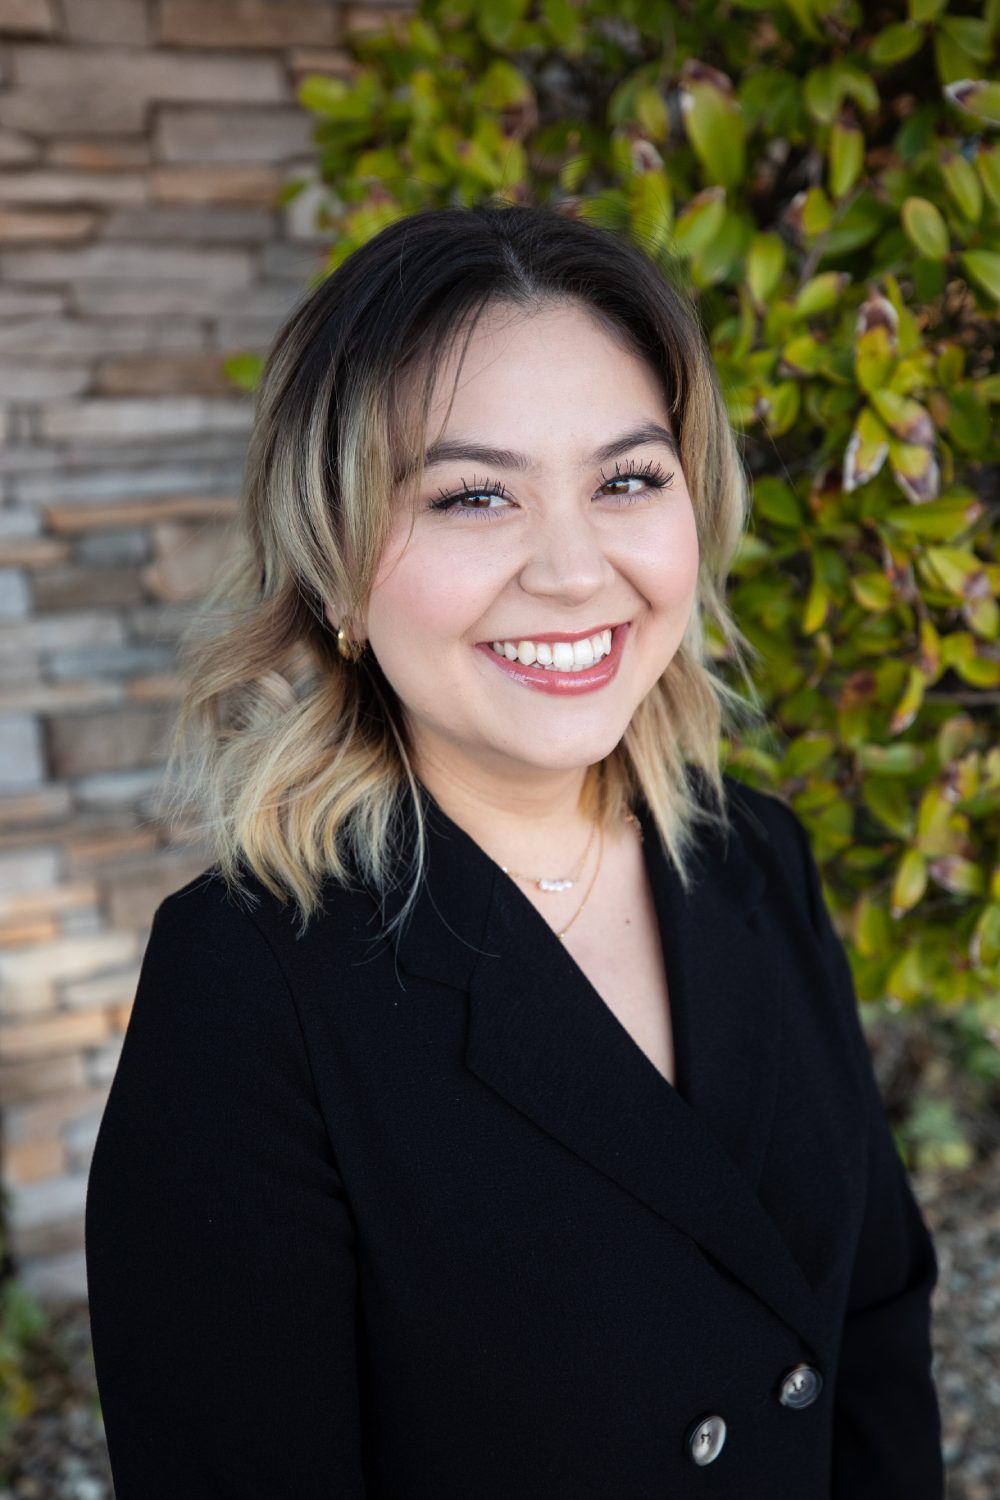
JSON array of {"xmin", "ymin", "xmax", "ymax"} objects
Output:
[{"xmin": 226, "ymin": 0, "xmax": 1000, "ymax": 1168}]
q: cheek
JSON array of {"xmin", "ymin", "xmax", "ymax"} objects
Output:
[{"xmin": 629, "ymin": 497, "xmax": 701, "ymax": 610}]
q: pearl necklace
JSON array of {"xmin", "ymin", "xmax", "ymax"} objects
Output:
[{"xmin": 500, "ymin": 809, "xmax": 643, "ymax": 943}]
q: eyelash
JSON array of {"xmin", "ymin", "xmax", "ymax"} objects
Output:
[{"xmin": 428, "ymin": 459, "xmax": 676, "ymax": 519}]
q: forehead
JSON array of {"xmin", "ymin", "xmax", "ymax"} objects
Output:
[{"xmin": 392, "ymin": 303, "xmax": 673, "ymax": 482}]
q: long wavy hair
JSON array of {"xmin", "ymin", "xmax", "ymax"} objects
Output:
[{"xmin": 157, "ymin": 201, "xmax": 761, "ymax": 938}]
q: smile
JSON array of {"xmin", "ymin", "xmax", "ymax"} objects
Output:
[{"xmin": 475, "ymin": 622, "xmax": 630, "ymax": 696}]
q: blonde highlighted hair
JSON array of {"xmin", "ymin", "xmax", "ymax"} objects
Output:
[{"xmin": 158, "ymin": 201, "xmax": 761, "ymax": 937}]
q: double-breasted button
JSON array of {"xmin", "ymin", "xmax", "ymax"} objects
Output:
[
  {"xmin": 778, "ymin": 1363, "xmax": 823, "ymax": 1409},
  {"xmin": 686, "ymin": 1413, "xmax": 727, "ymax": 1465}
]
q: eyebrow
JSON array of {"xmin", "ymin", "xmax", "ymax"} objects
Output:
[{"xmin": 396, "ymin": 419, "xmax": 680, "ymax": 482}]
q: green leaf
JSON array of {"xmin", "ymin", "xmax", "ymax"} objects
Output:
[
  {"xmin": 829, "ymin": 117, "xmax": 864, "ymax": 199},
  {"xmin": 628, "ymin": 169, "xmax": 673, "ymax": 252},
  {"xmin": 900, "ymin": 196, "xmax": 949, "ymax": 260},
  {"xmin": 222, "ymin": 352, "xmax": 263, "ymax": 392},
  {"xmin": 908, "ymin": 0, "xmax": 945, "ymax": 19},
  {"xmin": 946, "ymin": 389, "xmax": 991, "ymax": 453},
  {"xmin": 961, "ymin": 250, "xmax": 1000, "ymax": 304},
  {"xmin": 679, "ymin": 73, "xmax": 746, "ymax": 189},
  {"xmin": 793, "ymin": 271, "xmax": 847, "ymax": 319},
  {"xmin": 945, "ymin": 80, "xmax": 1000, "ymax": 126},
  {"xmin": 863, "ymin": 777, "xmax": 915, "ymax": 838},
  {"xmin": 870, "ymin": 389, "xmax": 935, "ymax": 444},
  {"xmin": 939, "ymin": 149, "xmax": 983, "ymax": 221},
  {"xmin": 892, "ymin": 848, "xmax": 928, "ymax": 915},
  {"xmin": 476, "ymin": 0, "xmax": 531, "ymax": 48},
  {"xmin": 746, "ymin": 231, "xmax": 785, "ymax": 305},
  {"xmin": 843, "ymin": 406, "xmax": 890, "ymax": 491},
  {"xmin": 938, "ymin": 16, "xmax": 994, "ymax": 62},
  {"xmin": 870, "ymin": 22, "xmax": 925, "ymax": 65},
  {"xmin": 671, "ymin": 186, "xmax": 726, "ymax": 257},
  {"xmin": 753, "ymin": 476, "xmax": 803, "ymax": 527},
  {"xmin": 976, "ymin": 143, "xmax": 1000, "ymax": 209},
  {"xmin": 858, "ymin": 743, "xmax": 925, "ymax": 775},
  {"xmin": 883, "ymin": 494, "xmax": 982, "ymax": 539},
  {"xmin": 855, "ymin": 324, "xmax": 896, "ymax": 394}
]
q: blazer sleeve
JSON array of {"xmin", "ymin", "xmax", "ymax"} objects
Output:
[
  {"xmin": 785, "ymin": 808, "xmax": 944, "ymax": 1498},
  {"xmin": 84, "ymin": 880, "xmax": 368, "ymax": 1499}
]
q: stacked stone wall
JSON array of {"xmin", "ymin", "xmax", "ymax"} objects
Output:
[{"xmin": 0, "ymin": 0, "xmax": 402, "ymax": 1301}]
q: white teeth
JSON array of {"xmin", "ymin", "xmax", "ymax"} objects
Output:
[{"xmin": 488, "ymin": 627, "xmax": 617, "ymax": 671}]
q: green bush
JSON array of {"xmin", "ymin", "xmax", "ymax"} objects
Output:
[{"xmin": 230, "ymin": 0, "xmax": 999, "ymax": 1124}]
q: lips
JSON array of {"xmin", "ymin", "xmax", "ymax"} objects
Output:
[{"xmin": 475, "ymin": 621, "xmax": 630, "ymax": 696}]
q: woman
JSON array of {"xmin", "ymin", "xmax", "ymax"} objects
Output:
[{"xmin": 84, "ymin": 202, "xmax": 943, "ymax": 1498}]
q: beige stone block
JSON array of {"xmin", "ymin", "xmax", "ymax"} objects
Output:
[
  {"xmin": 96, "ymin": 351, "xmax": 235, "ymax": 397},
  {"xmin": 156, "ymin": 106, "xmax": 313, "ymax": 164},
  {"xmin": 37, "ymin": 394, "xmax": 251, "ymax": 442},
  {"xmin": 32, "ymin": 563, "xmax": 145, "ymax": 611},
  {"xmin": 2, "ymin": 46, "xmax": 288, "ymax": 137},
  {"xmin": 110, "ymin": 998, "xmax": 133, "ymax": 1030},
  {"xmin": 125, "ymin": 671, "xmax": 184, "ymax": 702},
  {"xmin": 63, "ymin": 0, "xmax": 149, "ymax": 45},
  {"xmin": 0, "ymin": 363, "xmax": 91, "ymax": 399},
  {"xmin": 0, "ymin": 914, "xmax": 58, "ymax": 947},
  {"xmin": 103, "ymin": 851, "xmax": 208, "ymax": 930},
  {"xmin": 17, "ymin": 1246, "xmax": 89, "ymax": 1304},
  {"xmin": 0, "ymin": 536, "xmax": 70, "ymax": 567},
  {"xmin": 0, "ymin": 929, "xmax": 138, "ymax": 994},
  {"xmin": 287, "ymin": 47, "xmax": 354, "ymax": 76},
  {"xmin": 0, "ymin": 785, "xmax": 72, "ymax": 829},
  {"xmin": 0, "ymin": 879, "xmax": 98, "ymax": 920},
  {"xmin": 0, "ymin": 128, "xmax": 40, "ymax": 164},
  {"xmin": 343, "ymin": 4, "xmax": 414, "ymax": 35},
  {"xmin": 60, "ymin": 965, "xmax": 139, "ymax": 1009},
  {"xmin": 151, "ymin": 164, "xmax": 281, "ymax": 205},
  {"xmin": 102, "ymin": 203, "xmax": 274, "ymax": 242},
  {"xmin": 0, "ymin": 208, "xmax": 96, "ymax": 242},
  {"xmin": 0, "ymin": 716, "xmax": 44, "ymax": 790},
  {"xmin": 144, "ymin": 518, "xmax": 233, "ymax": 601},
  {"xmin": 44, "ymin": 494, "xmax": 237, "ymax": 532},
  {"xmin": 0, "ymin": 287, "xmax": 63, "ymax": 315},
  {"xmin": 0, "ymin": 846, "xmax": 60, "ymax": 895},
  {"xmin": 0, "ymin": 1049, "xmax": 85, "ymax": 1100},
  {"xmin": 5, "ymin": 1084, "xmax": 107, "ymax": 1142},
  {"xmin": 0, "ymin": 169, "xmax": 146, "ymax": 204},
  {"xmin": 85, "ymin": 1035, "xmax": 122, "ymax": 1086},
  {"xmin": 3, "ymin": 241, "xmax": 254, "ymax": 284},
  {"xmin": 0, "ymin": 610, "xmax": 124, "ymax": 657},
  {"xmin": 0, "ymin": 1005, "xmax": 111, "ymax": 1059},
  {"xmin": 9, "ymin": 1214, "xmax": 86, "ymax": 1262},
  {"xmin": 160, "ymin": 0, "xmax": 337, "ymax": 47},
  {"xmin": 62, "ymin": 824, "xmax": 159, "ymax": 868},
  {"xmin": 0, "ymin": 678, "xmax": 124, "ymax": 713},
  {"xmin": 0, "ymin": 0, "xmax": 55, "ymax": 34},
  {"xmin": 3, "ymin": 1137, "xmax": 64, "ymax": 1182},
  {"xmin": 47, "ymin": 704, "xmax": 173, "ymax": 776},
  {"xmin": 0, "ymin": 315, "xmax": 204, "ymax": 357},
  {"xmin": 46, "ymin": 139, "xmax": 151, "ymax": 169}
]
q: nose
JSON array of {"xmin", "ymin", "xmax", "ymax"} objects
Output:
[{"xmin": 516, "ymin": 503, "xmax": 614, "ymax": 605}]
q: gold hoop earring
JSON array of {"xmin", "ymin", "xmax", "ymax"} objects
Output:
[{"xmin": 336, "ymin": 625, "xmax": 365, "ymax": 663}]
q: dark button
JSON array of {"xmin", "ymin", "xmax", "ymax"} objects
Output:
[
  {"xmin": 686, "ymin": 1413, "xmax": 727, "ymax": 1465},
  {"xmin": 778, "ymin": 1363, "xmax": 823, "ymax": 1409}
]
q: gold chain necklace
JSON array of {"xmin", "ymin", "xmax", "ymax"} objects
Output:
[
  {"xmin": 501, "ymin": 808, "xmax": 642, "ymax": 943},
  {"xmin": 500, "ymin": 816, "xmax": 598, "ymax": 892}
]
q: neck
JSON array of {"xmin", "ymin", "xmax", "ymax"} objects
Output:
[{"xmin": 410, "ymin": 744, "xmax": 597, "ymax": 872}]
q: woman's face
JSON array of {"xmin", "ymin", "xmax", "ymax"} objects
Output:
[{"xmin": 338, "ymin": 300, "xmax": 700, "ymax": 788}]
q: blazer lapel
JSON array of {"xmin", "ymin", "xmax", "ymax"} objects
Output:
[{"xmin": 375, "ymin": 779, "xmax": 831, "ymax": 1361}]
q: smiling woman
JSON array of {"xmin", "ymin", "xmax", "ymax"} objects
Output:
[{"xmin": 84, "ymin": 203, "xmax": 943, "ymax": 1499}]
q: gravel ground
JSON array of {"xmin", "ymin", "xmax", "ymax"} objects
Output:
[{"xmin": 1, "ymin": 1154, "xmax": 998, "ymax": 1499}]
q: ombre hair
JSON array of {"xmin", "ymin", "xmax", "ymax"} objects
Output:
[{"xmin": 158, "ymin": 201, "xmax": 761, "ymax": 938}]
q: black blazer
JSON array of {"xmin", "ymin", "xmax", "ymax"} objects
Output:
[{"xmin": 84, "ymin": 774, "xmax": 943, "ymax": 1498}]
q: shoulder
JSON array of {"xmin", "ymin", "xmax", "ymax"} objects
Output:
[
  {"xmin": 150, "ymin": 861, "xmax": 380, "ymax": 974},
  {"xmin": 716, "ymin": 772, "xmax": 825, "ymax": 930}
]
